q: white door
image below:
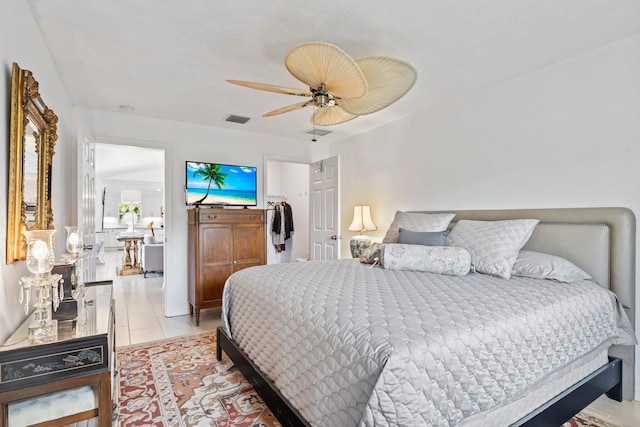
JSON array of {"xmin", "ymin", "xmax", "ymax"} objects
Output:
[
  {"xmin": 309, "ymin": 155, "xmax": 340, "ymax": 260},
  {"xmin": 78, "ymin": 137, "xmax": 97, "ymax": 282}
]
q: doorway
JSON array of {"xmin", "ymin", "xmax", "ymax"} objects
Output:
[
  {"xmin": 265, "ymin": 160, "xmax": 310, "ymax": 264},
  {"xmin": 93, "ymin": 143, "xmax": 165, "ymax": 284}
]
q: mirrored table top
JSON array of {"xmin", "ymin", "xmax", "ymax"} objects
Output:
[{"xmin": 0, "ymin": 283, "xmax": 112, "ymax": 352}]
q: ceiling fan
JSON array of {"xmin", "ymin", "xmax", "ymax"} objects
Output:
[{"xmin": 227, "ymin": 42, "xmax": 418, "ymax": 126}]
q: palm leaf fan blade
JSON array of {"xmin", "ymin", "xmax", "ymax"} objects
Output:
[
  {"xmin": 311, "ymin": 106, "xmax": 358, "ymax": 126},
  {"xmin": 264, "ymin": 100, "xmax": 314, "ymax": 117},
  {"xmin": 226, "ymin": 80, "xmax": 312, "ymax": 97},
  {"xmin": 339, "ymin": 57, "xmax": 417, "ymax": 115},
  {"xmin": 285, "ymin": 42, "xmax": 367, "ymax": 99}
]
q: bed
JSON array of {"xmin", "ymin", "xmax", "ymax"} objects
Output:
[{"xmin": 216, "ymin": 207, "xmax": 637, "ymax": 426}]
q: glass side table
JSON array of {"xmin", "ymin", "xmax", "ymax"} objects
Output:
[{"xmin": 0, "ymin": 282, "xmax": 115, "ymax": 426}]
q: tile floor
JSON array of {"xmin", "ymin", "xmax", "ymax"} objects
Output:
[
  {"xmin": 97, "ymin": 249, "xmax": 221, "ymax": 348},
  {"xmin": 98, "ymin": 249, "xmax": 639, "ymax": 425},
  {"xmin": 587, "ymin": 395, "xmax": 639, "ymax": 426}
]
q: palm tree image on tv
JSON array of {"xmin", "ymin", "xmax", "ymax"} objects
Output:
[
  {"xmin": 186, "ymin": 162, "xmax": 257, "ymax": 206},
  {"xmin": 192, "ymin": 163, "xmax": 228, "ymax": 206}
]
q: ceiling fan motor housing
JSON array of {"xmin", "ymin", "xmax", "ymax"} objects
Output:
[{"xmin": 315, "ymin": 93, "xmax": 331, "ymax": 107}]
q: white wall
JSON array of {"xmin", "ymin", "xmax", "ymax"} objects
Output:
[
  {"xmin": 331, "ymin": 34, "xmax": 640, "ymax": 398},
  {"xmin": 99, "ymin": 180, "xmax": 164, "ymax": 222},
  {"xmin": 266, "ymin": 160, "xmax": 310, "ymax": 263},
  {"xmin": 0, "ymin": 0, "xmax": 75, "ymax": 342},
  {"xmin": 74, "ymin": 108, "xmax": 316, "ymax": 317}
]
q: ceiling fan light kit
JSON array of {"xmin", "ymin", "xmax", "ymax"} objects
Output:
[{"xmin": 227, "ymin": 42, "xmax": 417, "ymax": 126}]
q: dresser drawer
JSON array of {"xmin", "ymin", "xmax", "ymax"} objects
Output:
[
  {"xmin": 199, "ymin": 212, "xmax": 235, "ymax": 222},
  {"xmin": 198, "ymin": 211, "xmax": 264, "ymax": 223},
  {"xmin": 242, "ymin": 213, "xmax": 264, "ymax": 222}
]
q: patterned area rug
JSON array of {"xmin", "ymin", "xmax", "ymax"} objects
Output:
[
  {"xmin": 563, "ymin": 412, "xmax": 623, "ymax": 427},
  {"xmin": 117, "ymin": 331, "xmax": 622, "ymax": 427},
  {"xmin": 117, "ymin": 332, "xmax": 280, "ymax": 426}
]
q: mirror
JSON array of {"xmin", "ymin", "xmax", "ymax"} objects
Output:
[{"xmin": 6, "ymin": 63, "xmax": 58, "ymax": 263}]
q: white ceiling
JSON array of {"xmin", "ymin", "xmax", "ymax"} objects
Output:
[
  {"xmin": 28, "ymin": 0, "xmax": 640, "ymax": 143},
  {"xmin": 94, "ymin": 143, "xmax": 164, "ymax": 182}
]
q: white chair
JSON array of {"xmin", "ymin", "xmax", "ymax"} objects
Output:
[{"xmin": 140, "ymin": 236, "xmax": 164, "ymax": 277}]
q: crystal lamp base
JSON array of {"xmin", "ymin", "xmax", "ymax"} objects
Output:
[{"xmin": 28, "ymin": 319, "xmax": 58, "ymax": 344}]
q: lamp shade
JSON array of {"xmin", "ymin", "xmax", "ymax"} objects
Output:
[
  {"xmin": 348, "ymin": 205, "xmax": 377, "ymax": 233},
  {"xmin": 23, "ymin": 229, "xmax": 56, "ymax": 275},
  {"xmin": 65, "ymin": 226, "xmax": 83, "ymax": 254}
]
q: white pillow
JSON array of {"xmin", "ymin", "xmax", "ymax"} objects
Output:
[
  {"xmin": 445, "ymin": 219, "xmax": 539, "ymax": 279},
  {"xmin": 382, "ymin": 211, "xmax": 455, "ymax": 243},
  {"xmin": 383, "ymin": 244, "xmax": 471, "ymax": 276},
  {"xmin": 512, "ymin": 250, "xmax": 592, "ymax": 283}
]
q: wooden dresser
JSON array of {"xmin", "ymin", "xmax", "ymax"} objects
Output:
[{"xmin": 188, "ymin": 208, "xmax": 266, "ymax": 325}]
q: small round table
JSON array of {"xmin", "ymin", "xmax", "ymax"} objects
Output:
[{"xmin": 116, "ymin": 235, "xmax": 144, "ymax": 276}]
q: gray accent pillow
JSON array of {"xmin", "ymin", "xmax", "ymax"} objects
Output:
[
  {"xmin": 512, "ymin": 250, "xmax": 592, "ymax": 283},
  {"xmin": 398, "ymin": 228, "xmax": 448, "ymax": 246},
  {"xmin": 445, "ymin": 219, "xmax": 539, "ymax": 279},
  {"xmin": 382, "ymin": 211, "xmax": 456, "ymax": 243}
]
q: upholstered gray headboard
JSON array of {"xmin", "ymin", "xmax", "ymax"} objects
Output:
[{"xmin": 415, "ymin": 207, "xmax": 636, "ymax": 399}]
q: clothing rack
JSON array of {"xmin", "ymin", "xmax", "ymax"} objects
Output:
[
  {"xmin": 268, "ymin": 195, "xmax": 294, "ymax": 253},
  {"xmin": 266, "ymin": 195, "xmax": 288, "ymax": 211}
]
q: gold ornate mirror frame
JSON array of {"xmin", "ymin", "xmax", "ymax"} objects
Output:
[{"xmin": 6, "ymin": 63, "xmax": 58, "ymax": 263}]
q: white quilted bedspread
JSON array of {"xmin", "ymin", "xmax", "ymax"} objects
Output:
[{"xmin": 222, "ymin": 259, "xmax": 635, "ymax": 427}]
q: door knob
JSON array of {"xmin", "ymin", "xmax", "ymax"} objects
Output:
[{"xmin": 330, "ymin": 235, "xmax": 338, "ymax": 240}]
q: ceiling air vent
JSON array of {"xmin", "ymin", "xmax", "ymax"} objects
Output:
[
  {"xmin": 304, "ymin": 128, "xmax": 331, "ymax": 137},
  {"xmin": 225, "ymin": 114, "xmax": 250, "ymax": 124}
]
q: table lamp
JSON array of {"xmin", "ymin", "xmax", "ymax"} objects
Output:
[
  {"xmin": 348, "ymin": 205, "xmax": 377, "ymax": 258},
  {"xmin": 59, "ymin": 226, "xmax": 88, "ymax": 301},
  {"xmin": 20, "ymin": 229, "xmax": 63, "ymax": 343}
]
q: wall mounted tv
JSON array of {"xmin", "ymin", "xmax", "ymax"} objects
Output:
[{"xmin": 185, "ymin": 161, "xmax": 257, "ymax": 207}]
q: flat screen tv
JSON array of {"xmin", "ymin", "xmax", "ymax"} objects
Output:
[{"xmin": 185, "ymin": 161, "xmax": 257, "ymax": 207}]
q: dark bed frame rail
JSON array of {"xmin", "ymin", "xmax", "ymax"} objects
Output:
[
  {"xmin": 216, "ymin": 327, "xmax": 311, "ymax": 427},
  {"xmin": 217, "ymin": 326, "xmax": 622, "ymax": 427}
]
